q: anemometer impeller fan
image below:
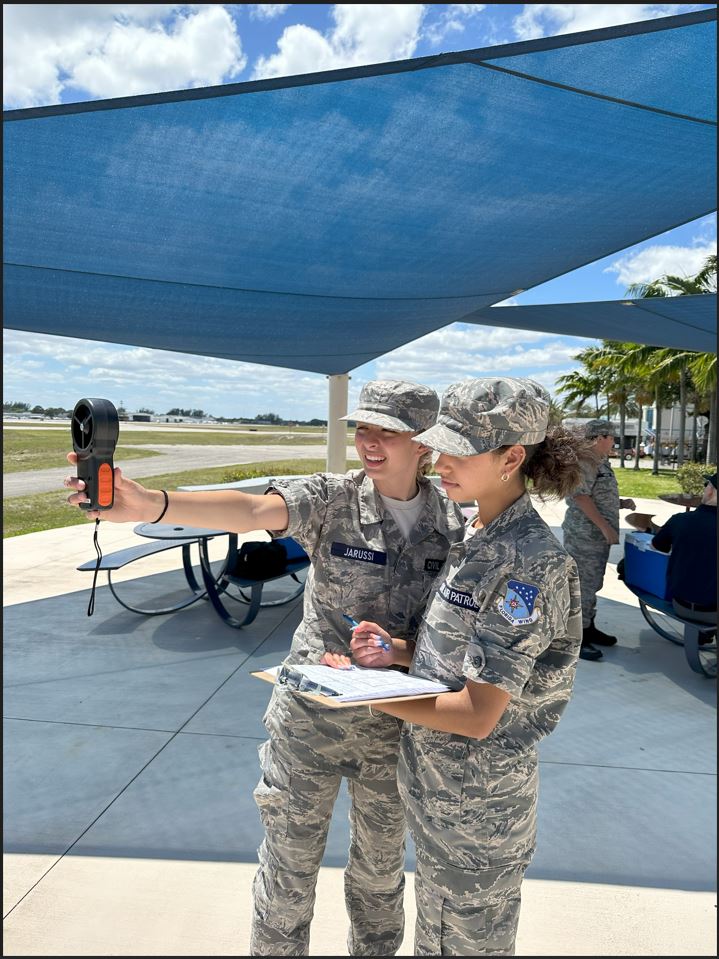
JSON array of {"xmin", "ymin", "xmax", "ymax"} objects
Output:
[
  {"xmin": 71, "ymin": 398, "xmax": 120, "ymax": 510},
  {"xmin": 72, "ymin": 405, "xmax": 94, "ymax": 451}
]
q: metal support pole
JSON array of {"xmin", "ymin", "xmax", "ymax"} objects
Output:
[{"xmin": 326, "ymin": 373, "xmax": 349, "ymax": 473}]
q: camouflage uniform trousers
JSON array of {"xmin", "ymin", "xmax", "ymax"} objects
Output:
[
  {"xmin": 412, "ymin": 847, "xmax": 527, "ymax": 956},
  {"xmin": 563, "ymin": 527, "xmax": 611, "ymax": 629},
  {"xmin": 400, "ymin": 732, "xmax": 538, "ymax": 956},
  {"xmin": 250, "ymin": 691, "xmax": 406, "ymax": 956}
]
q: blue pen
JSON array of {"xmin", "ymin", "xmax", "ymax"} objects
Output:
[{"xmin": 342, "ymin": 613, "xmax": 391, "ymax": 651}]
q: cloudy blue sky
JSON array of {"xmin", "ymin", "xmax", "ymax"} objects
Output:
[{"xmin": 3, "ymin": 3, "xmax": 716, "ymax": 419}]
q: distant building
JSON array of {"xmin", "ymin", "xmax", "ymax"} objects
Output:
[
  {"xmin": 160, "ymin": 414, "xmax": 216, "ymax": 424},
  {"xmin": 3, "ymin": 412, "xmax": 46, "ymax": 420},
  {"xmin": 565, "ymin": 404, "xmax": 708, "ymax": 455}
]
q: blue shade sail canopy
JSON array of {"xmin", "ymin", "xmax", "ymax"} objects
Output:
[
  {"xmin": 3, "ymin": 9, "xmax": 716, "ymax": 374},
  {"xmin": 465, "ymin": 295, "xmax": 717, "ymax": 353}
]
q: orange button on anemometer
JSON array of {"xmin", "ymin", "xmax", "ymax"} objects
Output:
[{"xmin": 97, "ymin": 463, "xmax": 113, "ymax": 507}]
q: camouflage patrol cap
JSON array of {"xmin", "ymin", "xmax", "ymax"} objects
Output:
[
  {"xmin": 341, "ymin": 380, "xmax": 439, "ymax": 433},
  {"xmin": 414, "ymin": 377, "xmax": 550, "ymax": 456},
  {"xmin": 585, "ymin": 419, "xmax": 615, "ymax": 438}
]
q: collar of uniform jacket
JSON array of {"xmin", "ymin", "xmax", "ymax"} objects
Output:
[
  {"xmin": 357, "ymin": 471, "xmax": 385, "ymax": 526},
  {"xmin": 357, "ymin": 472, "xmax": 464, "ymax": 538},
  {"xmin": 425, "ymin": 479, "xmax": 465, "ymax": 538},
  {"xmin": 470, "ymin": 490, "xmax": 535, "ymax": 545}
]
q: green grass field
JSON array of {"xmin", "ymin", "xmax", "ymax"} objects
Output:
[
  {"xmin": 136, "ymin": 422, "xmax": 328, "ymax": 432},
  {"xmin": 3, "ymin": 430, "xmax": 157, "ymax": 473},
  {"xmin": 613, "ymin": 468, "xmax": 685, "ymax": 498},
  {"xmin": 2, "ymin": 459, "xmax": 364, "ymax": 538},
  {"xmin": 3, "ymin": 426, "xmax": 347, "ymax": 472}
]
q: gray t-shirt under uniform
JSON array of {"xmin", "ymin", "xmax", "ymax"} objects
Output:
[{"xmin": 379, "ymin": 486, "xmax": 425, "ymax": 541}]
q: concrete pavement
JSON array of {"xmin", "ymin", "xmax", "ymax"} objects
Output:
[{"xmin": 3, "ymin": 494, "xmax": 716, "ymax": 956}]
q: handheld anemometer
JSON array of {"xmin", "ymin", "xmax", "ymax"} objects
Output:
[{"xmin": 71, "ymin": 398, "xmax": 119, "ymax": 510}]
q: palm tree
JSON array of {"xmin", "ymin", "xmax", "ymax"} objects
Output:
[
  {"xmin": 688, "ymin": 352, "xmax": 718, "ymax": 464},
  {"xmin": 626, "ymin": 253, "xmax": 716, "ymax": 299},
  {"xmin": 586, "ymin": 340, "xmax": 651, "ymax": 468},
  {"xmin": 634, "ymin": 387, "xmax": 654, "ymax": 470},
  {"xmin": 626, "ymin": 253, "xmax": 716, "ymax": 465},
  {"xmin": 547, "ymin": 398, "xmax": 565, "ymax": 427},
  {"xmin": 693, "ymin": 254, "xmax": 717, "ymax": 293},
  {"xmin": 587, "ymin": 340, "xmax": 641, "ymax": 468},
  {"xmin": 610, "ymin": 343, "xmax": 675, "ymax": 474},
  {"xmin": 555, "ymin": 369, "xmax": 605, "ymax": 415},
  {"xmin": 608, "ymin": 385, "xmax": 629, "ymax": 466}
]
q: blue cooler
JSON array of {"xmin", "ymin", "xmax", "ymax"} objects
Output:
[{"xmin": 624, "ymin": 532, "xmax": 672, "ymax": 600}]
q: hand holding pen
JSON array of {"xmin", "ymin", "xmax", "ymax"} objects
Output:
[
  {"xmin": 322, "ymin": 615, "xmax": 394, "ymax": 670},
  {"xmin": 342, "ymin": 614, "xmax": 391, "ymax": 651},
  {"xmin": 343, "ymin": 616, "xmax": 396, "ymax": 669}
]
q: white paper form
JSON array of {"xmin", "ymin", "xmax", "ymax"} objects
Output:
[{"xmin": 265, "ymin": 664, "xmax": 452, "ymax": 702}]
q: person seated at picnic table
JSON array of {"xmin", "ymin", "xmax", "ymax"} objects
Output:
[{"xmin": 650, "ymin": 471, "xmax": 717, "ymax": 625}]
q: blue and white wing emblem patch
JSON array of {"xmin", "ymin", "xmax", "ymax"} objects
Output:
[{"xmin": 498, "ymin": 579, "xmax": 541, "ymax": 625}]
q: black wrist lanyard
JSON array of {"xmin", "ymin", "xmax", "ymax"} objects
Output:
[{"xmin": 87, "ymin": 519, "xmax": 102, "ymax": 617}]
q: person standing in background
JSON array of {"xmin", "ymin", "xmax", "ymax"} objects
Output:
[{"xmin": 561, "ymin": 419, "xmax": 636, "ymax": 661}]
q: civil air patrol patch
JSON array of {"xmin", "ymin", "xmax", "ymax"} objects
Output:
[
  {"xmin": 497, "ymin": 579, "xmax": 541, "ymax": 625},
  {"xmin": 439, "ymin": 580, "xmax": 479, "ymax": 611}
]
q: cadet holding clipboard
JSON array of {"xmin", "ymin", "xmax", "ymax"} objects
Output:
[
  {"xmin": 65, "ymin": 379, "xmax": 463, "ymax": 957},
  {"xmin": 326, "ymin": 378, "xmax": 596, "ymax": 956}
]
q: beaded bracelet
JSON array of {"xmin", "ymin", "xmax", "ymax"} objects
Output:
[{"xmin": 151, "ymin": 489, "xmax": 169, "ymax": 524}]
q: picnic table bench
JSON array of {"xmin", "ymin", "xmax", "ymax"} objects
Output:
[
  {"xmin": 78, "ymin": 524, "xmax": 309, "ymax": 627},
  {"xmin": 624, "ymin": 581, "xmax": 717, "ymax": 678},
  {"xmin": 199, "ymin": 536, "xmax": 310, "ymax": 628},
  {"xmin": 77, "ymin": 529, "xmax": 221, "ymax": 615}
]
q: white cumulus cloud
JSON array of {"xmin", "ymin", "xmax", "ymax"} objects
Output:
[
  {"xmin": 252, "ymin": 4, "xmax": 425, "ymax": 79},
  {"xmin": 3, "ymin": 4, "xmax": 246, "ymax": 108},
  {"xmin": 423, "ymin": 4, "xmax": 487, "ymax": 46},
  {"xmin": 2, "ymin": 330, "xmax": 329, "ymax": 420},
  {"xmin": 606, "ymin": 239, "xmax": 717, "ymax": 289},
  {"xmin": 373, "ymin": 322, "xmax": 596, "ymax": 396},
  {"xmin": 248, "ymin": 4, "xmax": 290, "ymax": 21},
  {"xmin": 513, "ymin": 4, "xmax": 695, "ymax": 41}
]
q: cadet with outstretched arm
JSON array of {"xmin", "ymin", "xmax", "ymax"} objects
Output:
[{"xmin": 66, "ymin": 379, "xmax": 463, "ymax": 957}]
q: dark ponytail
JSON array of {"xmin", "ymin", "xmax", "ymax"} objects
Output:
[{"xmin": 495, "ymin": 425, "xmax": 597, "ymax": 500}]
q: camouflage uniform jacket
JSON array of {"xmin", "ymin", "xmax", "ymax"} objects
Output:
[
  {"xmin": 563, "ymin": 455, "xmax": 620, "ymax": 534},
  {"xmin": 268, "ymin": 470, "xmax": 465, "ymax": 667},
  {"xmin": 399, "ymin": 492, "xmax": 582, "ymax": 869}
]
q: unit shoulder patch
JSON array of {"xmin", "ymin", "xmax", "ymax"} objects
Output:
[{"xmin": 497, "ymin": 578, "xmax": 541, "ymax": 626}]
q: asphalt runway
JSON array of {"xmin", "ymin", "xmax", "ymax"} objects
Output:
[{"xmin": 5, "ymin": 443, "xmax": 358, "ymax": 498}]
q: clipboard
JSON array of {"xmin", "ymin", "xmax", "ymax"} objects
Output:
[{"xmin": 251, "ymin": 664, "xmax": 452, "ymax": 709}]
